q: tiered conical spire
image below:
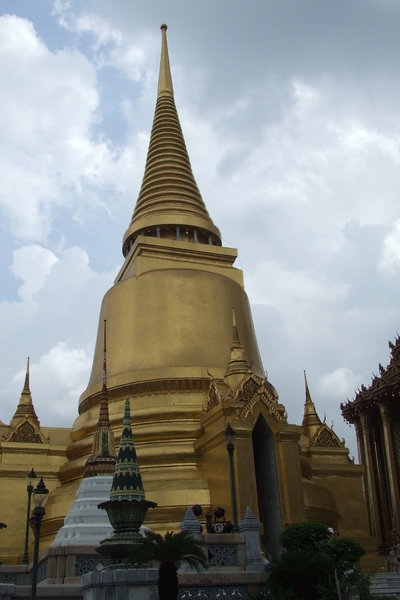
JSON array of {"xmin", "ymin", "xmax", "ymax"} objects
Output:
[
  {"xmin": 10, "ymin": 358, "xmax": 40, "ymax": 427},
  {"xmin": 301, "ymin": 371, "xmax": 322, "ymax": 439},
  {"xmin": 122, "ymin": 24, "xmax": 221, "ymax": 256},
  {"xmin": 109, "ymin": 397, "xmax": 145, "ymax": 501},
  {"xmin": 84, "ymin": 320, "xmax": 116, "ymax": 477}
]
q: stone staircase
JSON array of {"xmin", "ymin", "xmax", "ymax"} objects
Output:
[{"xmin": 370, "ymin": 573, "xmax": 400, "ymax": 598}]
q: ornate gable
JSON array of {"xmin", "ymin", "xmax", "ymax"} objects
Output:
[
  {"xmin": 203, "ymin": 380, "xmax": 223, "ymax": 413},
  {"xmin": 203, "ymin": 372, "xmax": 287, "ymax": 423},
  {"xmin": 4, "ymin": 419, "xmax": 47, "ymax": 443},
  {"xmin": 310, "ymin": 424, "xmax": 344, "ymax": 448}
]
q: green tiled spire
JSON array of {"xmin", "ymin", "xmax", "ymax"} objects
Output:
[{"xmin": 110, "ymin": 397, "xmax": 145, "ymax": 502}]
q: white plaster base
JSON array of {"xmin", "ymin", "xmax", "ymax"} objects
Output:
[{"xmin": 51, "ymin": 476, "xmax": 113, "ymax": 547}]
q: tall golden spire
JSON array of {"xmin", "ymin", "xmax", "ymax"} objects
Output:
[
  {"xmin": 301, "ymin": 370, "xmax": 322, "ymax": 439},
  {"xmin": 84, "ymin": 321, "xmax": 116, "ymax": 477},
  {"xmin": 122, "ymin": 24, "xmax": 221, "ymax": 256},
  {"xmin": 10, "ymin": 358, "xmax": 40, "ymax": 427}
]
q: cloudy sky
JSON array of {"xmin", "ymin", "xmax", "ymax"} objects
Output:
[{"xmin": 0, "ymin": 0, "xmax": 399, "ymax": 459}]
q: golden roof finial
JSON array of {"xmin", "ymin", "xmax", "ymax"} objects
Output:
[
  {"xmin": 23, "ymin": 357, "xmax": 30, "ymax": 393},
  {"xmin": 302, "ymin": 370, "xmax": 322, "ymax": 439},
  {"xmin": 158, "ymin": 24, "xmax": 173, "ymax": 98},
  {"xmin": 304, "ymin": 370, "xmax": 312, "ymax": 406},
  {"xmin": 232, "ymin": 308, "xmax": 241, "ymax": 346}
]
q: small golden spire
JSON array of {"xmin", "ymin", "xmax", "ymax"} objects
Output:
[
  {"xmin": 302, "ymin": 370, "xmax": 322, "ymax": 439},
  {"xmin": 10, "ymin": 358, "xmax": 40, "ymax": 427},
  {"xmin": 158, "ymin": 24, "xmax": 174, "ymax": 98},
  {"xmin": 84, "ymin": 319, "xmax": 116, "ymax": 477},
  {"xmin": 224, "ymin": 309, "xmax": 249, "ymax": 388}
]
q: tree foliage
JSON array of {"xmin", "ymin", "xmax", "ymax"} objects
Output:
[
  {"xmin": 127, "ymin": 530, "xmax": 208, "ymax": 600},
  {"xmin": 266, "ymin": 522, "xmax": 370, "ymax": 600},
  {"xmin": 266, "ymin": 549, "xmax": 331, "ymax": 599},
  {"xmin": 316, "ymin": 536, "xmax": 365, "ymax": 575},
  {"xmin": 279, "ymin": 521, "xmax": 330, "ymax": 552}
]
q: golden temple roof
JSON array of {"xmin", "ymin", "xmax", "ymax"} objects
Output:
[{"xmin": 122, "ymin": 24, "xmax": 221, "ymax": 255}]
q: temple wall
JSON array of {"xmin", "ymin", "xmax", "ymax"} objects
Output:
[{"xmin": 0, "ymin": 430, "xmax": 70, "ymax": 564}]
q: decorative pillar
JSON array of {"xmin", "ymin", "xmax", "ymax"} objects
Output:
[
  {"xmin": 353, "ymin": 418, "xmax": 364, "ymax": 466},
  {"xmin": 238, "ymin": 507, "xmax": 268, "ymax": 572},
  {"xmin": 179, "ymin": 507, "xmax": 201, "ymax": 538},
  {"xmin": 359, "ymin": 411, "xmax": 380, "ymax": 538},
  {"xmin": 378, "ymin": 401, "xmax": 400, "ymax": 528},
  {"xmin": 370, "ymin": 419, "xmax": 391, "ymax": 542}
]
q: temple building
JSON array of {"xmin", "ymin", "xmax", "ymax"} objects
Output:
[
  {"xmin": 0, "ymin": 361, "xmax": 70, "ymax": 563},
  {"xmin": 0, "ymin": 25, "xmax": 375, "ymax": 564},
  {"xmin": 341, "ymin": 336, "xmax": 400, "ymax": 551}
]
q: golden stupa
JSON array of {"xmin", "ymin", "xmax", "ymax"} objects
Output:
[{"xmin": 0, "ymin": 26, "xmax": 375, "ymax": 564}]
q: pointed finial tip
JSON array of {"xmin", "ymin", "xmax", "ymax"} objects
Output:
[{"xmin": 160, "ymin": 23, "xmax": 168, "ymax": 31}]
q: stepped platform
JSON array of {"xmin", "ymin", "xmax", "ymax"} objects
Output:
[{"xmin": 370, "ymin": 573, "xmax": 400, "ymax": 598}]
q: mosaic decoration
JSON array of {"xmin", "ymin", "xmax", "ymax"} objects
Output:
[
  {"xmin": 97, "ymin": 396, "xmax": 157, "ymax": 560},
  {"xmin": 75, "ymin": 555, "xmax": 110, "ymax": 576},
  {"xmin": 110, "ymin": 397, "xmax": 145, "ymax": 502},
  {"xmin": 0, "ymin": 574, "xmax": 19, "ymax": 584},
  {"xmin": 207, "ymin": 544, "xmax": 237, "ymax": 566}
]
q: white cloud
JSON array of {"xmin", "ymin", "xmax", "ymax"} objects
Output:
[
  {"xmin": 0, "ymin": 13, "xmax": 143, "ymax": 243},
  {"xmin": 379, "ymin": 220, "xmax": 400, "ymax": 274},
  {"xmin": 52, "ymin": 1, "xmax": 158, "ymax": 82},
  {"xmin": 318, "ymin": 367, "xmax": 361, "ymax": 401},
  {"xmin": 5, "ymin": 342, "xmax": 92, "ymax": 424},
  {"xmin": 10, "ymin": 245, "xmax": 58, "ymax": 302},
  {"xmin": 245, "ymin": 260, "xmax": 350, "ymax": 335},
  {"xmin": 0, "ymin": 244, "xmax": 118, "ymax": 425}
]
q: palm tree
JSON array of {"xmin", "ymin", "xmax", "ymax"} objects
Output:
[{"xmin": 128, "ymin": 530, "xmax": 208, "ymax": 600}]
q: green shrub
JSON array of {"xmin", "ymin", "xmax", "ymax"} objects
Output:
[
  {"xmin": 266, "ymin": 549, "xmax": 331, "ymax": 600},
  {"xmin": 279, "ymin": 521, "xmax": 329, "ymax": 552},
  {"xmin": 266, "ymin": 522, "xmax": 375, "ymax": 600}
]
